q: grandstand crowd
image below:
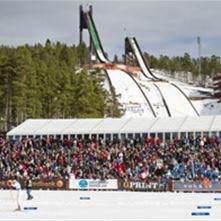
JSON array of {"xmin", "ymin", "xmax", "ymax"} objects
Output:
[{"xmin": 0, "ymin": 135, "xmax": 221, "ymax": 182}]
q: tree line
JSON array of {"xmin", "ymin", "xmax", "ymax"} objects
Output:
[
  {"xmin": 143, "ymin": 52, "xmax": 221, "ymax": 79},
  {"xmin": 1, "ymin": 39, "xmax": 220, "ymax": 132},
  {"xmin": 0, "ymin": 40, "xmax": 122, "ymax": 131}
]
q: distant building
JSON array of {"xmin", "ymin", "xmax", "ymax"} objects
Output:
[{"xmin": 213, "ymin": 74, "xmax": 221, "ymax": 102}]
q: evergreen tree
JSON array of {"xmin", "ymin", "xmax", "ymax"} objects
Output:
[
  {"xmin": 76, "ymin": 42, "xmax": 88, "ymax": 67},
  {"xmin": 105, "ymin": 85, "xmax": 124, "ymax": 118},
  {"xmin": 0, "ymin": 49, "xmax": 17, "ymax": 130}
]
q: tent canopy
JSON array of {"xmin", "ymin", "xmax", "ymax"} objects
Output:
[{"xmin": 7, "ymin": 116, "xmax": 221, "ymax": 137}]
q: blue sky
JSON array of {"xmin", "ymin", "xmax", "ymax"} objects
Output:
[{"xmin": 0, "ymin": 1, "xmax": 220, "ymax": 59}]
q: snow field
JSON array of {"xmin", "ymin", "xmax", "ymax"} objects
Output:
[
  {"xmin": 107, "ymin": 69, "xmax": 154, "ymax": 117},
  {"xmin": 0, "ymin": 190, "xmax": 221, "ymax": 220}
]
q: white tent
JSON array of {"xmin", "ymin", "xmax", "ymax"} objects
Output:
[{"xmin": 7, "ymin": 116, "xmax": 221, "ymax": 140}]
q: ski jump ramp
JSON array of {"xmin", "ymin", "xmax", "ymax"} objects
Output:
[
  {"xmin": 83, "ymin": 8, "xmax": 199, "ymax": 117},
  {"xmin": 127, "ymin": 37, "xmax": 199, "ymax": 117},
  {"xmin": 107, "ymin": 69, "xmax": 156, "ymax": 117}
]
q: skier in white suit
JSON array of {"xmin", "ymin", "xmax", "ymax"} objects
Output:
[{"xmin": 11, "ymin": 177, "xmax": 22, "ymax": 211}]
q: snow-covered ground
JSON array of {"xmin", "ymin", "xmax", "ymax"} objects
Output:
[
  {"xmin": 110, "ymin": 68, "xmax": 221, "ymax": 117},
  {"xmin": 0, "ymin": 190, "xmax": 221, "ymax": 220},
  {"xmin": 154, "ymin": 81, "xmax": 197, "ymax": 116},
  {"xmin": 152, "ymin": 69, "xmax": 221, "ymax": 116},
  {"xmin": 136, "ymin": 72, "xmax": 198, "ymax": 116},
  {"xmin": 134, "ymin": 79, "xmax": 169, "ymax": 117},
  {"xmin": 106, "ymin": 69, "xmax": 155, "ymax": 117}
]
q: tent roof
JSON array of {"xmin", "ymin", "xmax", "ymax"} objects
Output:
[
  {"xmin": 179, "ymin": 115, "xmax": 215, "ymax": 132},
  {"xmin": 7, "ymin": 116, "xmax": 221, "ymax": 137},
  {"xmin": 63, "ymin": 119, "xmax": 102, "ymax": 134},
  {"xmin": 119, "ymin": 118, "xmax": 156, "ymax": 133}
]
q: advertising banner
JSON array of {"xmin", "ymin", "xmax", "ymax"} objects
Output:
[
  {"xmin": 31, "ymin": 179, "xmax": 66, "ymax": 190},
  {"xmin": 69, "ymin": 179, "xmax": 118, "ymax": 189},
  {"xmin": 0, "ymin": 179, "xmax": 11, "ymax": 189},
  {"xmin": 119, "ymin": 180, "xmax": 165, "ymax": 191},
  {"xmin": 0, "ymin": 178, "xmax": 67, "ymax": 190},
  {"xmin": 173, "ymin": 180, "xmax": 221, "ymax": 192}
]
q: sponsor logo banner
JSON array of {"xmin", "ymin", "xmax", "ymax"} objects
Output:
[
  {"xmin": 0, "ymin": 178, "xmax": 66, "ymax": 190},
  {"xmin": 173, "ymin": 180, "xmax": 221, "ymax": 192},
  {"xmin": 31, "ymin": 179, "xmax": 66, "ymax": 190},
  {"xmin": 0, "ymin": 179, "xmax": 12, "ymax": 189},
  {"xmin": 119, "ymin": 181, "xmax": 165, "ymax": 191},
  {"xmin": 69, "ymin": 179, "xmax": 118, "ymax": 189}
]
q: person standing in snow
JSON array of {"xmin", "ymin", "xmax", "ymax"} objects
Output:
[
  {"xmin": 26, "ymin": 176, "xmax": 33, "ymax": 200},
  {"xmin": 11, "ymin": 177, "xmax": 22, "ymax": 211}
]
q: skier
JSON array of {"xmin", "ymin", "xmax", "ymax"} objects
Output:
[
  {"xmin": 11, "ymin": 177, "xmax": 22, "ymax": 211},
  {"xmin": 26, "ymin": 176, "xmax": 33, "ymax": 200}
]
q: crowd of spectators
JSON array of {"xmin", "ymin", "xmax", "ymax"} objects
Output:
[{"xmin": 0, "ymin": 135, "xmax": 221, "ymax": 183}]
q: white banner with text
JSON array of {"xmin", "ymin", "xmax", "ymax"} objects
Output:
[{"xmin": 69, "ymin": 179, "xmax": 118, "ymax": 189}]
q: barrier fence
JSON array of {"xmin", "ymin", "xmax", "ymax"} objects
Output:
[{"xmin": 1, "ymin": 178, "xmax": 221, "ymax": 192}]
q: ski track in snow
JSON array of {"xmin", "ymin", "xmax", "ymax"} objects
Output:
[{"xmin": 0, "ymin": 190, "xmax": 221, "ymax": 220}]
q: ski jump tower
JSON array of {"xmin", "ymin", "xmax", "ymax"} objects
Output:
[
  {"xmin": 79, "ymin": 5, "xmax": 109, "ymax": 64},
  {"xmin": 79, "ymin": 5, "xmax": 94, "ymax": 57}
]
